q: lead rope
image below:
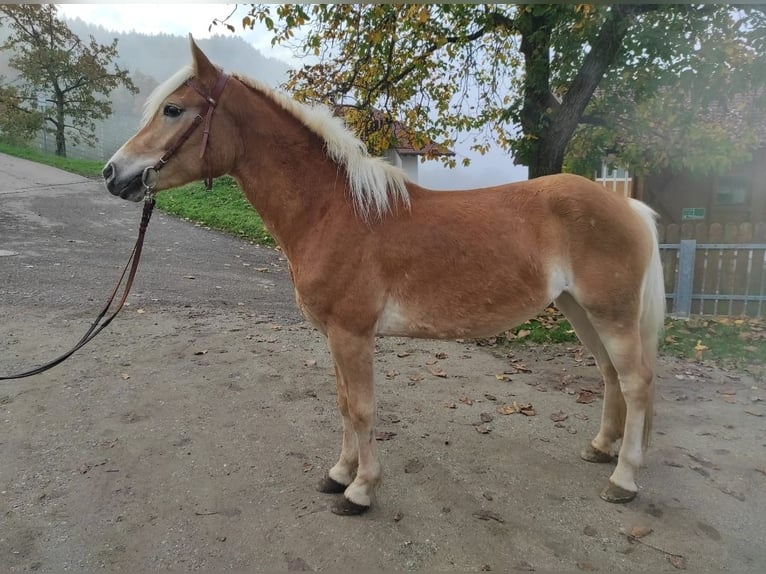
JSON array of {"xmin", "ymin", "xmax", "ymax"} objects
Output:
[
  {"xmin": 0, "ymin": 192, "xmax": 155, "ymax": 380},
  {"xmin": 1, "ymin": 72, "xmax": 229, "ymax": 381}
]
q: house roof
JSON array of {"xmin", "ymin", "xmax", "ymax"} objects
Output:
[{"xmin": 335, "ymin": 105, "xmax": 454, "ymax": 157}]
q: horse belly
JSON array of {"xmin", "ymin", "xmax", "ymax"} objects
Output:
[{"xmin": 375, "ymin": 296, "xmax": 544, "ymax": 340}]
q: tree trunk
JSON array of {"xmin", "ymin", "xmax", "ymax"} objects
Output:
[
  {"xmin": 519, "ymin": 5, "xmax": 639, "ymax": 179},
  {"xmin": 55, "ymin": 99, "xmax": 66, "ymax": 157}
]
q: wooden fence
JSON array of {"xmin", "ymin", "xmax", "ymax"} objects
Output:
[{"xmin": 658, "ymin": 221, "xmax": 766, "ymax": 317}]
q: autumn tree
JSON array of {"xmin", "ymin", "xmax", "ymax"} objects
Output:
[
  {"xmin": 0, "ymin": 4, "xmax": 137, "ymax": 157},
  {"xmin": 0, "ymin": 83, "xmax": 43, "ymax": 144},
  {"xmin": 232, "ymin": 4, "xmax": 765, "ymax": 179}
]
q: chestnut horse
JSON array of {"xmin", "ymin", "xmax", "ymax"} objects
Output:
[{"xmin": 104, "ymin": 39, "xmax": 665, "ymax": 515}]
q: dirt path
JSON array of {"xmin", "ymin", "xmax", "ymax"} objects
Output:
[{"xmin": 1, "ymin": 154, "xmax": 764, "ymax": 570}]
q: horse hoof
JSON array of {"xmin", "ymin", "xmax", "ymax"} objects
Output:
[
  {"xmin": 600, "ymin": 481, "xmax": 637, "ymax": 503},
  {"xmin": 317, "ymin": 475, "xmax": 348, "ymax": 494},
  {"xmin": 581, "ymin": 444, "xmax": 615, "ymax": 464},
  {"xmin": 331, "ymin": 497, "xmax": 370, "ymax": 516}
]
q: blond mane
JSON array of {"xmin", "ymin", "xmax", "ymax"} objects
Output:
[{"xmin": 142, "ymin": 66, "xmax": 411, "ymax": 220}]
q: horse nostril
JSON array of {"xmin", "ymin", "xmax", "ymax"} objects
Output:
[{"xmin": 102, "ymin": 162, "xmax": 114, "ymax": 181}]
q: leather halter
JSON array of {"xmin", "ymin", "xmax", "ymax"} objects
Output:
[{"xmin": 142, "ymin": 72, "xmax": 230, "ymax": 193}]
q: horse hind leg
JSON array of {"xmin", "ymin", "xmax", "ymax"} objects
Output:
[
  {"xmin": 589, "ymin": 318, "xmax": 653, "ymax": 503},
  {"xmin": 556, "ymin": 293, "xmax": 625, "ymax": 465}
]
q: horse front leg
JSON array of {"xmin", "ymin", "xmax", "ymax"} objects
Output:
[
  {"xmin": 317, "ymin": 361, "xmax": 359, "ymax": 494},
  {"xmin": 324, "ymin": 328, "xmax": 379, "ymax": 515}
]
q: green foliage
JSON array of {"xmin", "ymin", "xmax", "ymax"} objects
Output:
[
  {"xmin": 239, "ymin": 4, "xmax": 766, "ymax": 179},
  {"xmin": 0, "ymin": 4, "xmax": 137, "ymax": 157},
  {"xmin": 0, "ymin": 83, "xmax": 43, "ymax": 145},
  {"xmin": 567, "ymin": 7, "xmax": 766, "ymax": 178},
  {"xmin": 155, "ymin": 178, "xmax": 276, "ymax": 246}
]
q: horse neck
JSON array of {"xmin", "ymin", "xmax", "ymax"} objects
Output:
[{"xmin": 228, "ymin": 83, "xmax": 352, "ymax": 256}]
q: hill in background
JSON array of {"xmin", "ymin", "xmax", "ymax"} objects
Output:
[{"xmin": 65, "ymin": 18, "xmax": 291, "ymax": 88}]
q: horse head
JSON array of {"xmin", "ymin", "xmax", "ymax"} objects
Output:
[{"xmin": 103, "ymin": 36, "xmax": 236, "ymax": 201}]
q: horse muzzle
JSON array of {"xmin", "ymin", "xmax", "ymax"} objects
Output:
[{"xmin": 102, "ymin": 161, "xmax": 146, "ymax": 202}]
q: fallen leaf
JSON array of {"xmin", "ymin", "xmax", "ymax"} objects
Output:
[
  {"xmin": 444, "ymin": 401, "xmax": 457, "ymax": 409},
  {"xmin": 668, "ymin": 555, "xmax": 686, "ymax": 569},
  {"xmin": 427, "ymin": 364, "xmax": 447, "ymax": 378},
  {"xmin": 408, "ymin": 373, "xmax": 425, "ymax": 382},
  {"xmin": 120, "ymin": 373, "xmax": 130, "ymax": 380},
  {"xmin": 516, "ymin": 329, "xmax": 531, "ymax": 339},
  {"xmin": 495, "ymin": 373, "xmax": 511, "ymax": 381},
  {"xmin": 302, "ymin": 462, "xmax": 313, "ymax": 472},
  {"xmin": 519, "ymin": 404, "xmax": 536, "ymax": 416},
  {"xmin": 385, "ymin": 369, "xmax": 399, "ymax": 379},
  {"xmin": 480, "ymin": 412, "xmax": 494, "ymax": 423},
  {"xmin": 496, "ymin": 403, "xmax": 517, "ymax": 415},
  {"xmin": 459, "ymin": 395, "xmax": 474, "ymax": 406},
  {"xmin": 576, "ymin": 390, "xmax": 595, "ymax": 404},
  {"xmin": 630, "ymin": 525, "xmax": 653, "ymax": 539},
  {"xmin": 396, "ymin": 351, "xmax": 411, "ymax": 358},
  {"xmin": 136, "ymin": 308, "xmax": 146, "ymax": 314},
  {"xmin": 550, "ymin": 410, "xmax": 568, "ymax": 422},
  {"xmin": 511, "ymin": 362, "xmax": 532, "ymax": 373},
  {"xmin": 475, "ymin": 424, "xmax": 491, "ymax": 434}
]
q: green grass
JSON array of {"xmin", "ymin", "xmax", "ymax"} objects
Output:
[
  {"xmin": 155, "ymin": 177, "xmax": 275, "ymax": 246},
  {"xmin": 489, "ymin": 307, "xmax": 764, "ymax": 374},
  {"xmin": 662, "ymin": 316, "xmax": 766, "ymax": 372}
]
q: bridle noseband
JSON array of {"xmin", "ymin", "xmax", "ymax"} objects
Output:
[{"xmin": 142, "ymin": 72, "xmax": 230, "ymax": 195}]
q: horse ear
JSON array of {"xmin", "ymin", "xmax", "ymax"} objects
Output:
[{"xmin": 188, "ymin": 34, "xmax": 218, "ymax": 83}]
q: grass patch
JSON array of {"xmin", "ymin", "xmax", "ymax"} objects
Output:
[
  {"xmin": 478, "ymin": 306, "xmax": 578, "ymax": 347},
  {"xmin": 486, "ymin": 307, "xmax": 764, "ymax": 374},
  {"xmin": 155, "ymin": 177, "xmax": 275, "ymax": 246},
  {"xmin": 662, "ymin": 316, "xmax": 765, "ymax": 372}
]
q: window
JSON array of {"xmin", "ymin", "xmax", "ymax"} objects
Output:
[{"xmin": 716, "ymin": 175, "xmax": 749, "ymax": 205}]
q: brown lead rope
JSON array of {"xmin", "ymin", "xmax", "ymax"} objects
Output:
[
  {"xmin": 0, "ymin": 195, "xmax": 155, "ymax": 380},
  {"xmin": 1, "ymin": 71, "xmax": 230, "ymax": 381}
]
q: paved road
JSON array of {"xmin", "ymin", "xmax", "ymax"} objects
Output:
[{"xmin": 0, "ymin": 152, "xmax": 300, "ymax": 329}]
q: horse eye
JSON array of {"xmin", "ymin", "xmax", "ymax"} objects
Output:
[{"xmin": 163, "ymin": 104, "xmax": 183, "ymax": 118}]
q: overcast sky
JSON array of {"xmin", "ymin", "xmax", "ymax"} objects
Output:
[{"xmin": 56, "ymin": 3, "xmax": 528, "ymax": 188}]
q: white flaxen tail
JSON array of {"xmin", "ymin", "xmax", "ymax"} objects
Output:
[{"xmin": 628, "ymin": 198, "xmax": 666, "ymax": 449}]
